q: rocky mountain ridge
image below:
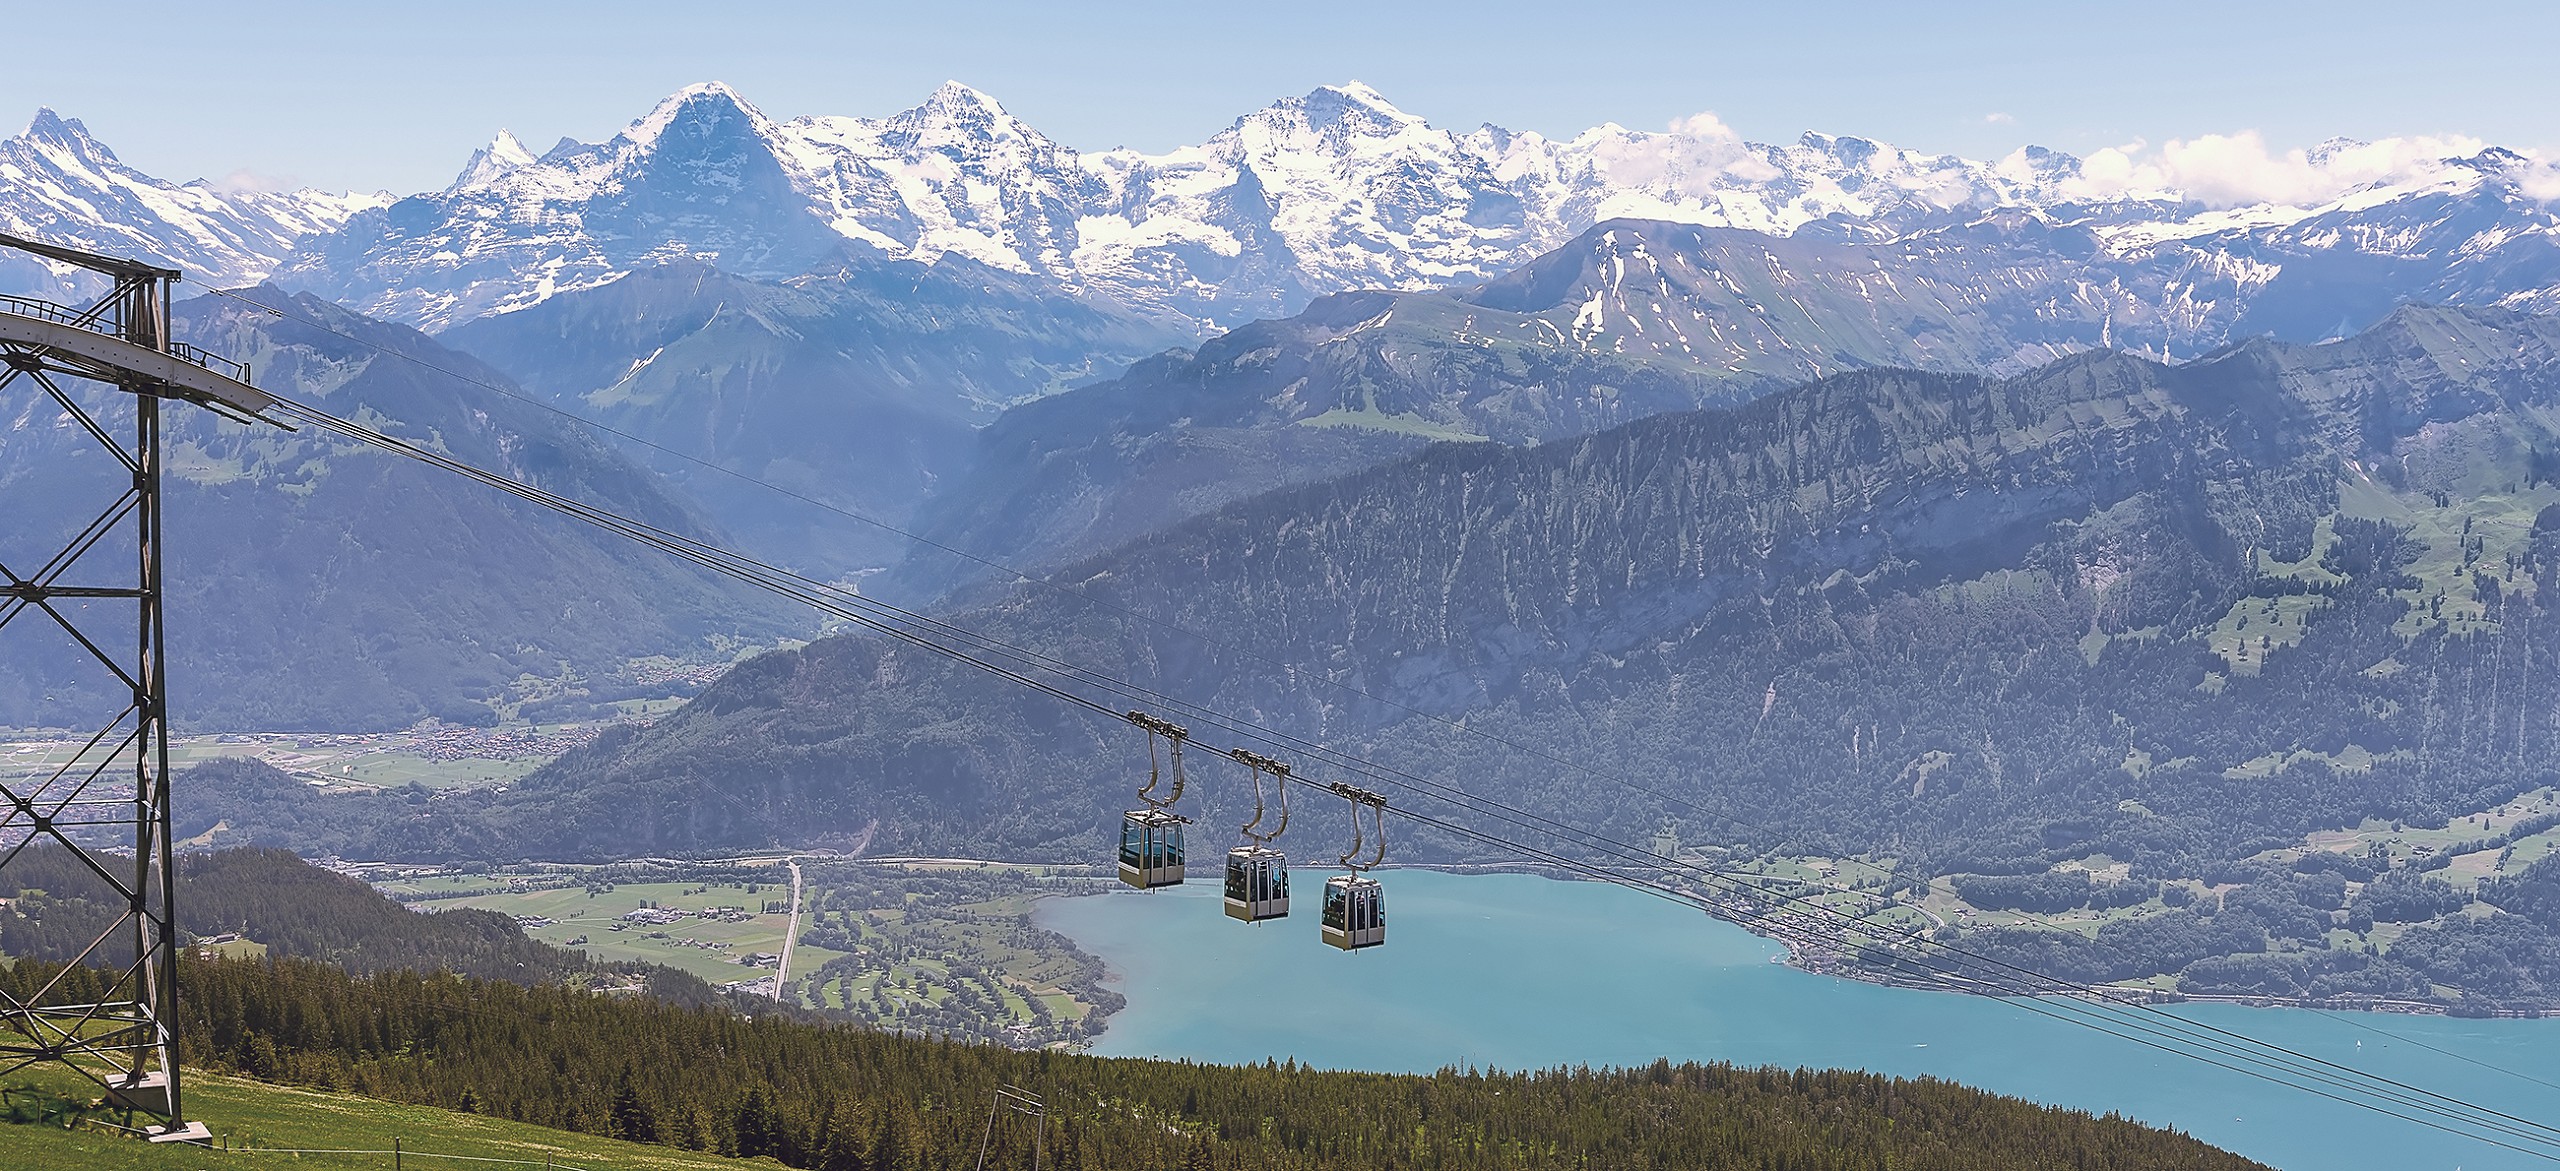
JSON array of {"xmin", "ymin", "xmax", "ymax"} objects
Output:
[
  {"xmin": 9, "ymin": 84, "xmax": 2556, "ymax": 339},
  {"xmin": 886, "ymin": 200, "xmax": 2560, "ymax": 596},
  {"xmin": 0, "ymin": 109, "xmax": 383, "ymax": 297}
]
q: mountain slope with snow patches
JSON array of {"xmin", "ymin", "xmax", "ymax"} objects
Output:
[
  {"xmin": 21, "ymin": 81, "xmax": 2500, "ymax": 338},
  {"xmin": 0, "ymin": 109, "xmax": 382, "ymax": 297},
  {"xmin": 9, "ymin": 83, "xmax": 2558, "ymax": 345}
]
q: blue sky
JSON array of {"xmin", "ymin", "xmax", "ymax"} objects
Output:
[{"xmin": 8, "ymin": 0, "xmax": 2554, "ymax": 194}]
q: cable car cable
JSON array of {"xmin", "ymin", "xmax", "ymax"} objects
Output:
[
  {"xmin": 266, "ymin": 393, "xmax": 2560, "ymax": 1157},
  {"xmin": 277, "ymin": 394, "xmax": 2560, "ymax": 1151},
  {"xmin": 179, "ymin": 284, "xmax": 1930, "ymax": 891},
  {"xmin": 1386, "ymin": 803, "xmax": 2560, "ymax": 1162},
  {"xmin": 194, "ymin": 284, "xmax": 2560, "ymax": 1113}
]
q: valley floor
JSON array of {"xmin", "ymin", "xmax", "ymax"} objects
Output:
[{"xmin": 364, "ymin": 856, "xmax": 1123, "ymax": 1046}]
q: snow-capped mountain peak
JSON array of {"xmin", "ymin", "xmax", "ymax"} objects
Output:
[
  {"xmin": 19, "ymin": 79, "xmax": 2548, "ymax": 339},
  {"xmin": 623, "ymin": 80, "xmax": 776, "ymax": 153},
  {"xmin": 1294, "ymin": 81, "xmax": 1424, "ymax": 131},
  {"xmin": 904, "ymin": 80, "xmax": 1012, "ymax": 123},
  {"xmin": 445, "ymin": 129, "xmax": 538, "ymax": 192},
  {"xmin": 0, "ymin": 106, "xmax": 382, "ymax": 295},
  {"xmin": 872, "ymin": 79, "xmax": 1065, "ymax": 161},
  {"xmin": 20, "ymin": 107, "xmax": 116, "ymax": 163},
  {"xmin": 1223, "ymin": 81, "xmax": 1435, "ymax": 157}
]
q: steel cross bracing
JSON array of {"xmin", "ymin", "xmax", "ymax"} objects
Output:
[{"xmin": 0, "ymin": 231, "xmax": 274, "ymax": 1146}]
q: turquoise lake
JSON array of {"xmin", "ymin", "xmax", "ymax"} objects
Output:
[{"xmin": 1039, "ymin": 869, "xmax": 2560, "ymax": 1171}]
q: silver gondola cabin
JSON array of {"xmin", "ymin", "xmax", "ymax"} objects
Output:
[
  {"xmin": 1320, "ymin": 874, "xmax": 1384, "ymax": 950},
  {"xmin": 1224, "ymin": 748, "xmax": 1293, "ymax": 921},
  {"xmin": 1320, "ymin": 782, "xmax": 1388, "ymax": 950},
  {"xmin": 1225, "ymin": 846, "xmax": 1289, "ymax": 921},
  {"xmin": 1119, "ymin": 808, "xmax": 1187, "ymax": 890},
  {"xmin": 1118, "ymin": 712, "xmax": 1192, "ymax": 890}
]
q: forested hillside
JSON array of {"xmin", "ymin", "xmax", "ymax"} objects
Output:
[{"xmin": 0, "ymin": 955, "xmax": 2264, "ymax": 1171}]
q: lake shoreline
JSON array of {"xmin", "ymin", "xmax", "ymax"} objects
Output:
[
  {"xmin": 1046, "ymin": 861, "xmax": 2559, "ymax": 1026},
  {"xmin": 1035, "ymin": 868, "xmax": 2560, "ymax": 1171}
]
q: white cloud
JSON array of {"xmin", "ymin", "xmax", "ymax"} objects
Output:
[
  {"xmin": 1670, "ymin": 111, "xmax": 1740, "ymax": 140},
  {"xmin": 1984, "ymin": 112, "xmax": 2016, "ymax": 125},
  {"xmin": 1594, "ymin": 110, "xmax": 1779, "ymax": 195},
  {"xmin": 2059, "ymin": 130, "xmax": 2490, "ymax": 208},
  {"xmin": 2521, "ymin": 166, "xmax": 2560, "ymax": 203},
  {"xmin": 210, "ymin": 168, "xmax": 300, "ymax": 193}
]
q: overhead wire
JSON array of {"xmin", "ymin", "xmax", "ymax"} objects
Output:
[
  {"xmin": 256, "ymin": 390, "xmax": 2560, "ymax": 1161},
  {"xmin": 200, "ymin": 280, "xmax": 2504, "ymax": 1089},
  {"xmin": 173, "ymin": 284, "xmax": 1897, "ymax": 876},
  {"xmin": 1385, "ymin": 802, "xmax": 2560, "ymax": 1162},
  {"xmin": 156, "ymin": 279, "xmax": 2560, "ymax": 1154},
  {"xmin": 190, "ymin": 284, "xmax": 2546, "ymax": 1098}
]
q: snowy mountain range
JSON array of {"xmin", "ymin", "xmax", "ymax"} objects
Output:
[
  {"xmin": 0, "ymin": 109, "xmax": 384, "ymax": 296},
  {"xmin": 7, "ymin": 81, "xmax": 2556, "ymax": 336}
]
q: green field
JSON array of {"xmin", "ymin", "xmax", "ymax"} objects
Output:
[
  {"xmin": 794, "ymin": 863, "xmax": 1116, "ymax": 1044},
  {"xmin": 364, "ymin": 861, "xmax": 1120, "ymax": 1044},
  {"xmin": 2335, "ymin": 477, "xmax": 2553, "ymax": 637},
  {"xmin": 375, "ymin": 875, "xmax": 844, "ymax": 992},
  {"xmin": 0, "ymin": 1068, "xmax": 761, "ymax": 1170},
  {"xmin": 2255, "ymin": 786, "xmax": 2560, "ymax": 884},
  {"xmin": 1, "ymin": 733, "xmax": 550, "ymax": 796},
  {"xmin": 1715, "ymin": 780, "xmax": 2560, "ymax": 997}
]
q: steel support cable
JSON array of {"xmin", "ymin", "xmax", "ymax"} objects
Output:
[
  {"xmin": 174, "ymin": 287, "xmax": 1909, "ymax": 875},
  {"xmin": 280, "ymin": 397, "xmax": 1958, "ymax": 958},
  {"xmin": 1387, "ymin": 802, "xmax": 2560, "ymax": 1163},
  {"xmin": 195, "ymin": 286, "xmax": 2560, "ymax": 1114},
  {"xmin": 268, "ymin": 403, "xmax": 1122, "ymax": 723},
  {"xmin": 269, "ymin": 396, "xmax": 2560, "ymax": 1157},
  {"xmin": 1151, "ymin": 711, "xmax": 2560, "ymax": 1153},
  {"xmin": 1199, "ymin": 716, "xmax": 2560, "ymax": 1152},
  {"xmin": 879, "ymin": 623, "xmax": 2560, "ymax": 1153}
]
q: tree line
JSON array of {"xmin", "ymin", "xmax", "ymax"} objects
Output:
[{"xmin": 0, "ymin": 955, "xmax": 2266, "ymax": 1171}]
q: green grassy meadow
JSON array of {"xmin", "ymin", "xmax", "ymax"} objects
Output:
[{"xmin": 0, "ymin": 1068, "xmax": 761, "ymax": 1171}]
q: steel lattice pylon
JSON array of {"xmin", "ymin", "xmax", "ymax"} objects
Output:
[{"xmin": 0, "ymin": 232, "xmax": 276, "ymax": 1145}]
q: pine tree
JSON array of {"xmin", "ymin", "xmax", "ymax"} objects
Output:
[
  {"xmin": 670, "ymin": 1096, "xmax": 711, "ymax": 1147},
  {"xmin": 610, "ymin": 1066, "xmax": 658, "ymax": 1143},
  {"xmin": 734, "ymin": 1085, "xmax": 781, "ymax": 1159}
]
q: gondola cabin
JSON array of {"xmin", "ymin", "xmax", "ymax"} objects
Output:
[
  {"xmin": 1320, "ymin": 874, "xmax": 1384, "ymax": 949},
  {"xmin": 1118, "ymin": 809, "xmax": 1186, "ymax": 889},
  {"xmin": 1224, "ymin": 846, "xmax": 1290, "ymax": 921}
]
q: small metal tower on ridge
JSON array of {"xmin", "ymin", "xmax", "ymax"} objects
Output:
[{"xmin": 0, "ymin": 231, "xmax": 278, "ymax": 1144}]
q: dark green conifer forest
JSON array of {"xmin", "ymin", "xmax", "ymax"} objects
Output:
[{"xmin": 1, "ymin": 956, "xmax": 2262, "ymax": 1171}]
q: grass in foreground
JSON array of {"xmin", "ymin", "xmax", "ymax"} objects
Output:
[{"xmin": 0, "ymin": 1068, "xmax": 761, "ymax": 1171}]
